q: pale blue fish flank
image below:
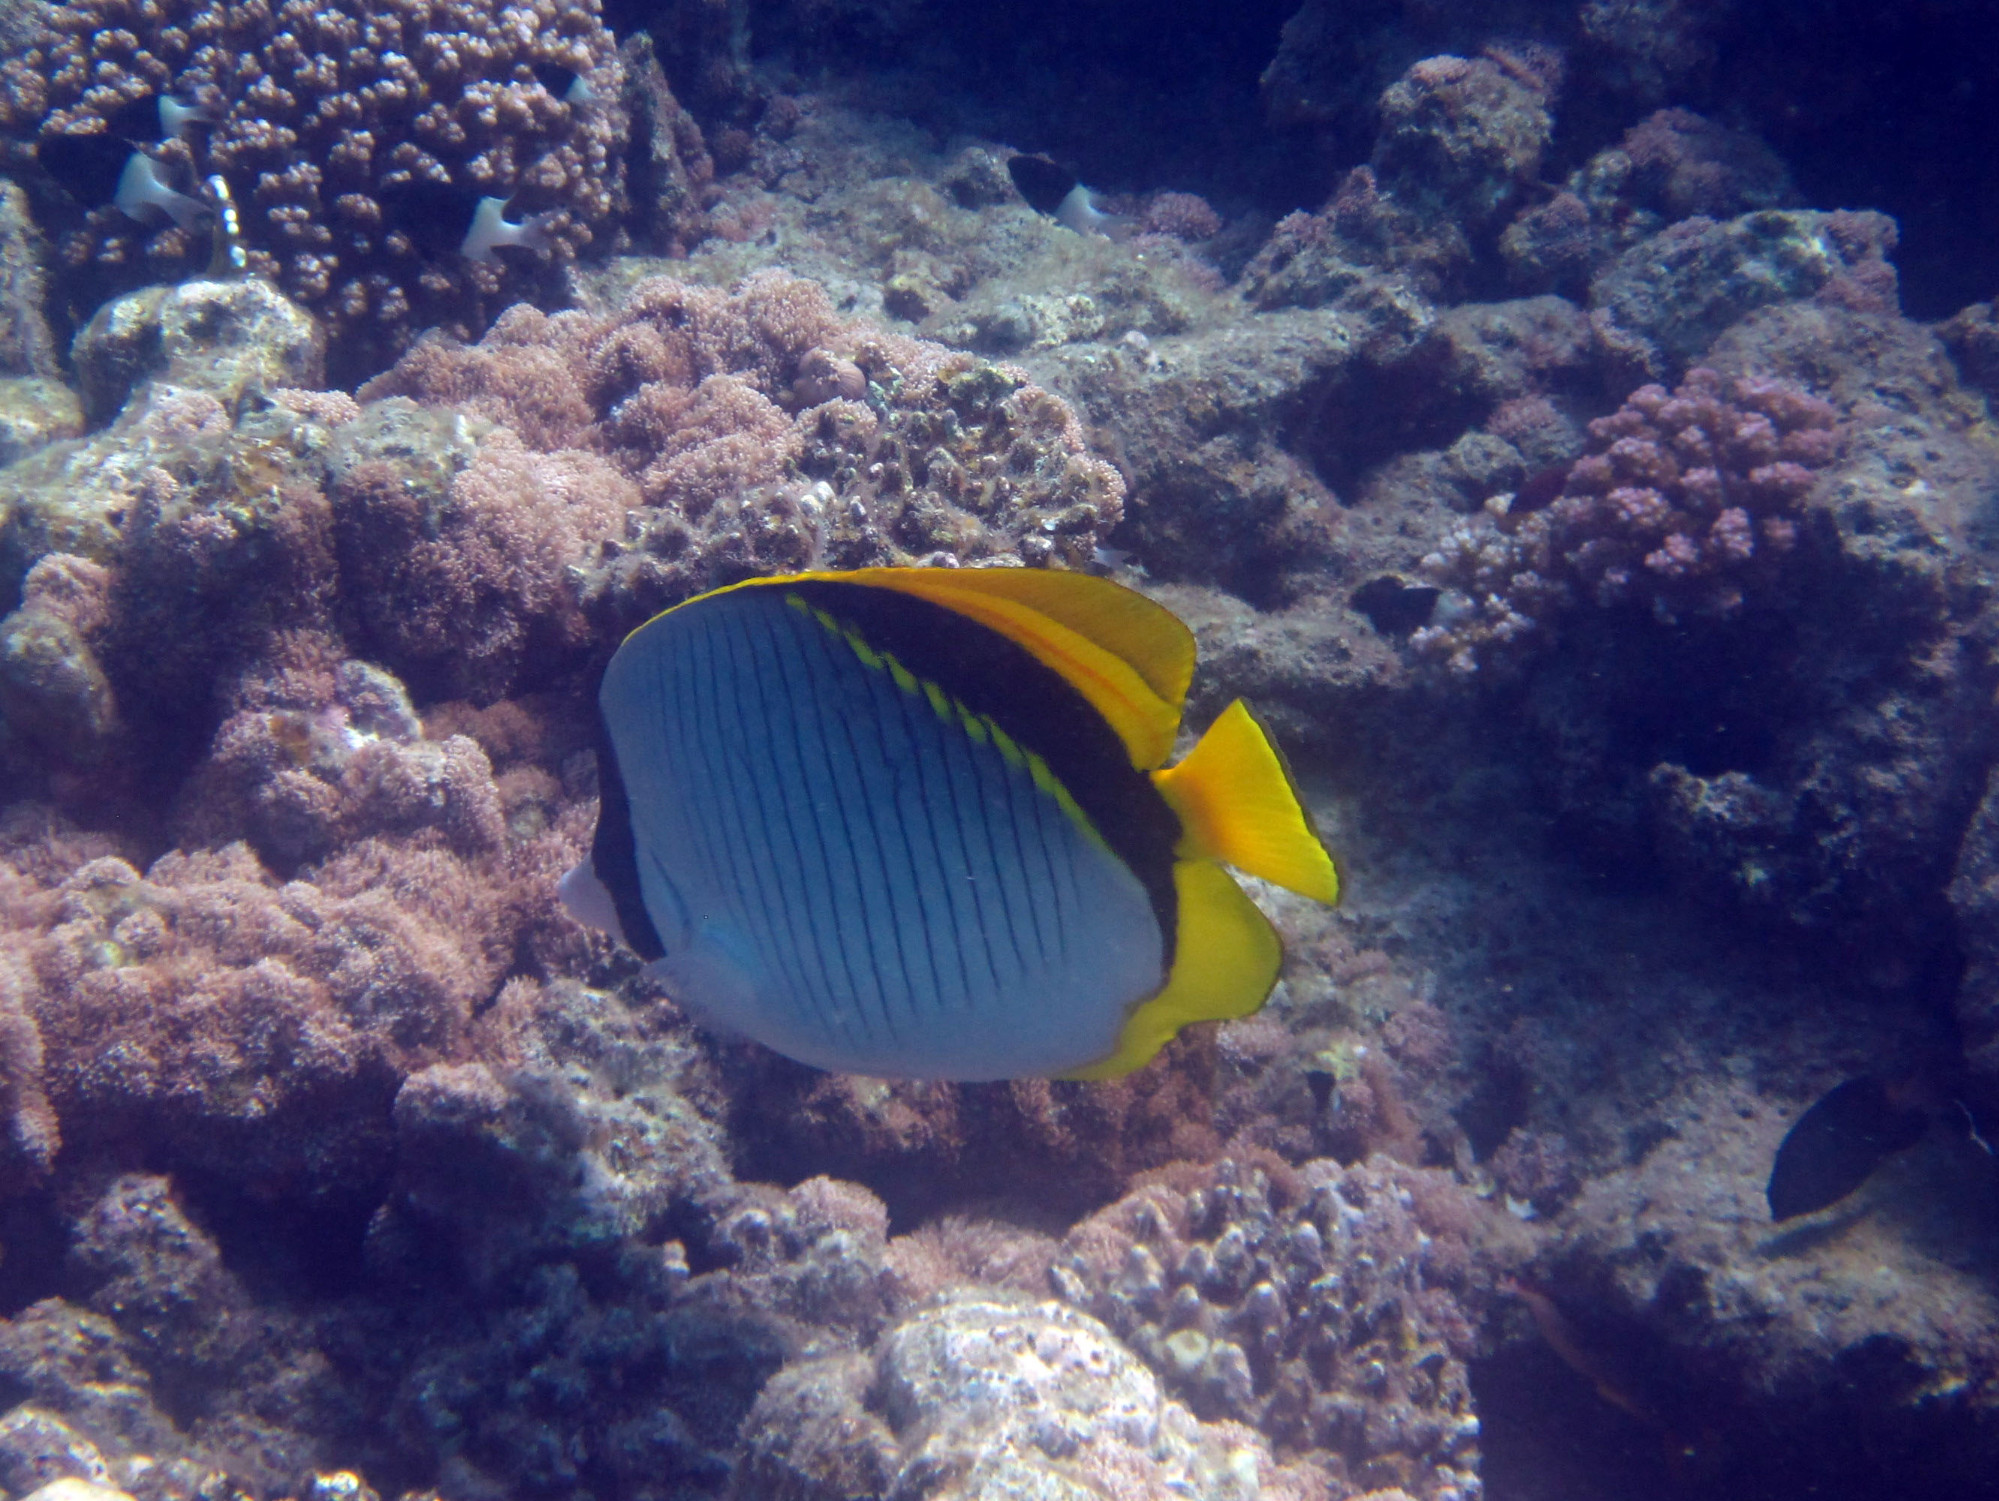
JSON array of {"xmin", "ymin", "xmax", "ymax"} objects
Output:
[{"xmin": 599, "ymin": 587, "xmax": 1165, "ymax": 1079}]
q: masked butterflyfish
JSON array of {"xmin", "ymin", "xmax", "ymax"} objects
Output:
[{"xmin": 560, "ymin": 567, "xmax": 1339, "ymax": 1080}]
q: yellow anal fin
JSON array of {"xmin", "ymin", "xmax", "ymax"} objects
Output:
[
  {"xmin": 1152, "ymin": 699, "xmax": 1339, "ymax": 905},
  {"xmin": 1062, "ymin": 860, "xmax": 1281, "ymax": 1080}
]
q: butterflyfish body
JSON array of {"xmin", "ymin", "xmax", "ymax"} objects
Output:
[{"xmin": 562, "ymin": 567, "xmax": 1339, "ymax": 1081}]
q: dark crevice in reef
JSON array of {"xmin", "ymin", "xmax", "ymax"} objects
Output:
[
  {"xmin": 173, "ymin": 1168, "xmax": 384, "ymax": 1302},
  {"xmin": 1479, "ymin": 1315, "xmax": 1999, "ymax": 1501},
  {"xmin": 1473, "ymin": 1338, "xmax": 1679, "ymax": 1501},
  {"xmin": 0, "ymin": 1190, "xmax": 69, "ymax": 1317},
  {"xmin": 1707, "ymin": 0, "xmax": 1999, "ymax": 321}
]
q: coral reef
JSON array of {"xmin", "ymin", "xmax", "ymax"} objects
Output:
[
  {"xmin": 716, "ymin": 1035, "xmax": 1225, "ymax": 1227},
  {"xmin": 0, "ymin": 180, "xmax": 74, "ymax": 467},
  {"xmin": 1939, "ymin": 295, "xmax": 1999, "ymax": 410},
  {"xmin": 1500, "ymin": 108, "xmax": 1795, "ymax": 298},
  {"xmin": 0, "ymin": 276, "xmax": 340, "ymax": 609},
  {"xmin": 1244, "ymin": 48, "xmax": 1560, "ymax": 309},
  {"xmin": 1578, "ymin": 0, "xmax": 1735, "ymax": 105},
  {"xmin": 1948, "ymin": 775, "xmax": 1999, "ymax": 1083},
  {"xmin": 1413, "ymin": 365, "xmax": 1839, "ymax": 672},
  {"xmin": 324, "ymin": 397, "xmax": 635, "ymax": 705},
  {"xmin": 0, "ymin": 631, "xmax": 589, "ymax": 1208},
  {"xmin": 0, "ymin": 0, "xmax": 629, "ymax": 373},
  {"xmin": 0, "ymin": 4, "xmax": 1997, "ymax": 1498},
  {"xmin": 1589, "ymin": 107, "xmax": 1795, "ymax": 236},
  {"xmin": 8, "ymin": 824, "xmax": 542, "ymax": 1201},
  {"xmin": 1587, "ymin": 208, "xmax": 1900, "ymax": 381},
  {"xmin": 355, "ymin": 269, "xmax": 1126, "ymax": 684},
  {"xmin": 71, "ymin": 277, "xmax": 325, "ymax": 424},
  {"xmin": 739, "ymin": 1293, "xmax": 1330, "ymax": 1501},
  {"xmin": 1053, "ymin": 1156, "xmax": 1491, "ymax": 1500},
  {"xmin": 0, "ymin": 381, "xmax": 347, "ymax": 793},
  {"xmin": 1532, "ymin": 1075, "xmax": 1999, "ymax": 1495},
  {"xmin": 1372, "ymin": 54, "xmax": 1554, "ymax": 236}
]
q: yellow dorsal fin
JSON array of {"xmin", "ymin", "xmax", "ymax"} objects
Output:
[
  {"xmin": 832, "ymin": 567, "xmax": 1193, "ymax": 770},
  {"xmin": 847, "ymin": 568, "xmax": 1195, "ymax": 709},
  {"xmin": 1061, "ymin": 859, "xmax": 1281, "ymax": 1080},
  {"xmin": 1152, "ymin": 699, "xmax": 1339, "ymax": 904},
  {"xmin": 640, "ymin": 567, "xmax": 1194, "ymax": 769}
]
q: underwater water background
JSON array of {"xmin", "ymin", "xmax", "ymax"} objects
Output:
[{"xmin": 2, "ymin": 0, "xmax": 1999, "ymax": 1498}]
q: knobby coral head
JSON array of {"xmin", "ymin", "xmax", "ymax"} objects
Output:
[
  {"xmin": 1414, "ymin": 365, "xmax": 1840, "ymax": 672},
  {"xmin": 1, "ymin": 0, "xmax": 629, "ymax": 374}
]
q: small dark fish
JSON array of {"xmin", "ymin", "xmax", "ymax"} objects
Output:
[
  {"xmin": 38, "ymin": 135, "xmax": 208, "ymax": 232},
  {"xmin": 1007, "ymin": 153, "xmax": 1078, "ymax": 216},
  {"xmin": 38, "ymin": 133, "xmax": 138, "ymax": 204},
  {"xmin": 104, "ymin": 88, "xmax": 217, "ymax": 144},
  {"xmin": 380, "ymin": 180, "xmax": 553, "ymax": 263},
  {"xmin": 530, "ymin": 61, "xmax": 594, "ymax": 104},
  {"xmin": 1767, "ymin": 1074, "xmax": 1930, "ymax": 1220},
  {"xmin": 1349, "ymin": 575, "xmax": 1441, "ymax": 637},
  {"xmin": 1514, "ymin": 465, "xmax": 1570, "ymax": 511}
]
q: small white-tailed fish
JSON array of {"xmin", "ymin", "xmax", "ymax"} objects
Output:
[
  {"xmin": 530, "ymin": 61, "xmax": 597, "ymax": 105},
  {"xmin": 103, "ymin": 88, "xmax": 219, "ymax": 146},
  {"xmin": 37, "ymin": 132, "xmax": 209, "ymax": 234},
  {"xmin": 377, "ymin": 180, "xmax": 555, "ymax": 265},
  {"xmin": 1006, "ymin": 153, "xmax": 1135, "ymax": 241},
  {"xmin": 561, "ymin": 567, "xmax": 1339, "ymax": 1081}
]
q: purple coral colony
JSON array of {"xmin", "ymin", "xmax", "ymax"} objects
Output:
[{"xmin": 1, "ymin": 0, "xmax": 1999, "ymax": 1493}]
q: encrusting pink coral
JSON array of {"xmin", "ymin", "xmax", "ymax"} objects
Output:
[
  {"xmin": 172, "ymin": 632, "xmax": 512, "ymax": 870},
  {"xmin": 1413, "ymin": 366, "xmax": 1840, "ymax": 671},
  {"xmin": 330, "ymin": 411, "xmax": 638, "ymax": 703},
  {"xmin": 0, "ymin": 636, "xmax": 591, "ymax": 1200},
  {"xmin": 14, "ymin": 831, "xmax": 525, "ymax": 1196},
  {"xmin": 343, "ymin": 269, "xmax": 1125, "ymax": 697}
]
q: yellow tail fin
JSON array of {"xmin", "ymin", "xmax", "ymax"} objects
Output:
[
  {"xmin": 1062, "ymin": 860, "xmax": 1281, "ymax": 1079},
  {"xmin": 1151, "ymin": 699, "xmax": 1339, "ymax": 904}
]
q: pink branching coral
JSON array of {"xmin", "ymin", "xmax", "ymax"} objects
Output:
[
  {"xmin": 0, "ymin": 0, "xmax": 628, "ymax": 370},
  {"xmin": 1414, "ymin": 367, "xmax": 1839, "ymax": 672},
  {"xmin": 353, "ymin": 270, "xmax": 1126, "ymax": 668}
]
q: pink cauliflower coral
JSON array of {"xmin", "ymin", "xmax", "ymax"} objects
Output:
[
  {"xmin": 1551, "ymin": 367, "xmax": 1833, "ymax": 611},
  {"xmin": 1415, "ymin": 367, "xmax": 1839, "ymax": 671}
]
